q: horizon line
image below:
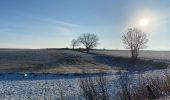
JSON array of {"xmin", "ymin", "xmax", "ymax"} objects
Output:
[{"xmin": 0, "ymin": 48, "xmax": 169, "ymax": 51}]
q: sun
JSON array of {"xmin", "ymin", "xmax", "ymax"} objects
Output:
[{"xmin": 139, "ymin": 18, "xmax": 149, "ymax": 27}]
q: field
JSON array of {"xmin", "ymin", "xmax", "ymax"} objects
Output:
[
  {"xmin": 0, "ymin": 49, "xmax": 169, "ymax": 99},
  {"xmin": 0, "ymin": 49, "xmax": 169, "ymax": 73}
]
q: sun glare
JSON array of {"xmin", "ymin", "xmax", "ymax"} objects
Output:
[{"xmin": 139, "ymin": 18, "xmax": 149, "ymax": 27}]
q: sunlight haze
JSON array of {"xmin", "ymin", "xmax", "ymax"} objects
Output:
[{"xmin": 0, "ymin": 0, "xmax": 170, "ymax": 50}]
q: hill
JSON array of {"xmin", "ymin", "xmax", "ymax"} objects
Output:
[{"xmin": 0, "ymin": 49, "xmax": 169, "ymax": 73}]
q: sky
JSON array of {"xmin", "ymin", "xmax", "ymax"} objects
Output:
[{"xmin": 0, "ymin": 0, "xmax": 170, "ymax": 50}]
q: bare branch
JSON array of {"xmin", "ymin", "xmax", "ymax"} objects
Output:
[
  {"xmin": 71, "ymin": 39, "xmax": 79, "ymax": 49},
  {"xmin": 78, "ymin": 33, "xmax": 99, "ymax": 52},
  {"xmin": 122, "ymin": 28, "xmax": 149, "ymax": 60}
]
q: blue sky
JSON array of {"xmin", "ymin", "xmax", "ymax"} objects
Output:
[{"xmin": 0, "ymin": 0, "xmax": 170, "ymax": 50}]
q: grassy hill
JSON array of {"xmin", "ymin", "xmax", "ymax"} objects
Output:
[{"xmin": 0, "ymin": 49, "xmax": 169, "ymax": 73}]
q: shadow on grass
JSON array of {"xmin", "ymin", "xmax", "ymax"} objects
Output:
[
  {"xmin": 0, "ymin": 49, "xmax": 168, "ymax": 79},
  {"xmin": 85, "ymin": 52, "xmax": 169, "ymax": 72}
]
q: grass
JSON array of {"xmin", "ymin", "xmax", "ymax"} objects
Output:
[
  {"xmin": 0, "ymin": 49, "xmax": 168, "ymax": 73},
  {"xmin": 116, "ymin": 71, "xmax": 170, "ymax": 100},
  {"xmin": 79, "ymin": 74, "xmax": 109, "ymax": 100},
  {"xmin": 78, "ymin": 71, "xmax": 170, "ymax": 100}
]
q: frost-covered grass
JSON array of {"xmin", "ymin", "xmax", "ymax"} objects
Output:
[
  {"xmin": 0, "ymin": 69, "xmax": 169, "ymax": 100},
  {"xmin": 0, "ymin": 49, "xmax": 169, "ymax": 99},
  {"xmin": 0, "ymin": 75, "xmax": 81, "ymax": 100},
  {"xmin": 116, "ymin": 69, "xmax": 170, "ymax": 100}
]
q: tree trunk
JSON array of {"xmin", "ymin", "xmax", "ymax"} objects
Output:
[
  {"xmin": 72, "ymin": 46, "xmax": 75, "ymax": 50},
  {"xmin": 86, "ymin": 47, "xmax": 90, "ymax": 53},
  {"xmin": 131, "ymin": 50, "xmax": 138, "ymax": 60}
]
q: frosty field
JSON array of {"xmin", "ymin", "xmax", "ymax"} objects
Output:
[
  {"xmin": 0, "ymin": 69, "xmax": 169, "ymax": 100},
  {"xmin": 0, "ymin": 49, "xmax": 169, "ymax": 99}
]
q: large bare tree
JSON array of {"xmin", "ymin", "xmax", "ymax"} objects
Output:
[
  {"xmin": 78, "ymin": 33, "xmax": 99, "ymax": 52},
  {"xmin": 122, "ymin": 28, "xmax": 148, "ymax": 60},
  {"xmin": 71, "ymin": 39, "xmax": 79, "ymax": 50}
]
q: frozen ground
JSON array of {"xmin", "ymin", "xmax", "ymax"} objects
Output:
[
  {"xmin": 0, "ymin": 73, "xmax": 114, "ymax": 100},
  {"xmin": 0, "ymin": 49, "xmax": 169, "ymax": 99},
  {"xmin": 0, "ymin": 77, "xmax": 81, "ymax": 100},
  {"xmin": 157, "ymin": 96, "xmax": 170, "ymax": 100},
  {"xmin": 0, "ymin": 68, "xmax": 169, "ymax": 100}
]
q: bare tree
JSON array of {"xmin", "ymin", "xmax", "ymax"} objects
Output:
[
  {"xmin": 78, "ymin": 33, "xmax": 99, "ymax": 52},
  {"xmin": 71, "ymin": 39, "xmax": 79, "ymax": 50},
  {"xmin": 122, "ymin": 28, "xmax": 148, "ymax": 60}
]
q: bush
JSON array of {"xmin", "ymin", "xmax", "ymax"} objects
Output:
[
  {"xmin": 117, "ymin": 71, "xmax": 170, "ymax": 100},
  {"xmin": 79, "ymin": 74, "xmax": 109, "ymax": 100}
]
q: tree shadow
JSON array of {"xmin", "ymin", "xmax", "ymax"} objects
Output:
[{"xmin": 85, "ymin": 52, "xmax": 169, "ymax": 73}]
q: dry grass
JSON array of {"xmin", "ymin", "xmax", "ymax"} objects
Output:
[
  {"xmin": 79, "ymin": 74, "xmax": 109, "ymax": 100},
  {"xmin": 117, "ymin": 71, "xmax": 170, "ymax": 100},
  {"xmin": 78, "ymin": 71, "xmax": 170, "ymax": 100},
  {"xmin": 0, "ymin": 49, "xmax": 168, "ymax": 73}
]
